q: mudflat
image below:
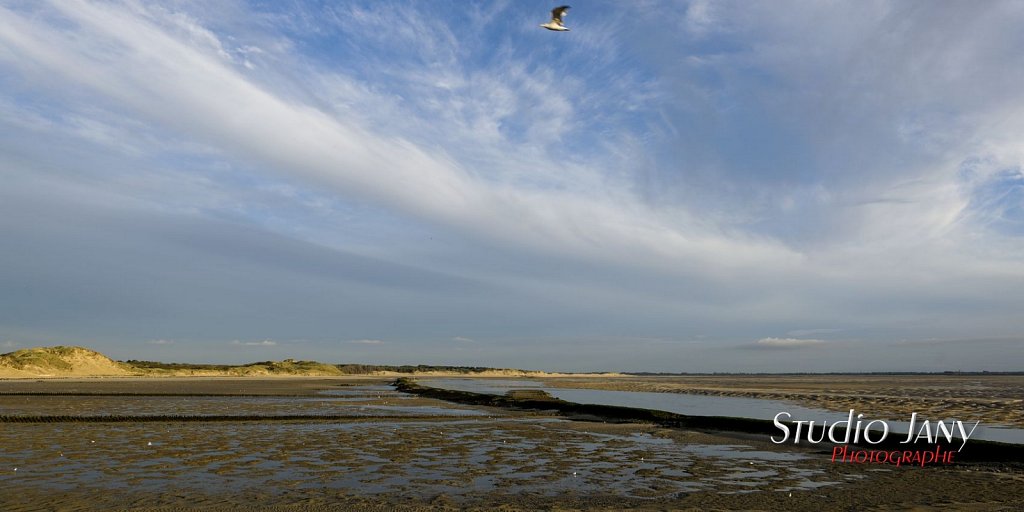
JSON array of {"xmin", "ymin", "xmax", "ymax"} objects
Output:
[{"xmin": 0, "ymin": 377, "xmax": 1021, "ymax": 511}]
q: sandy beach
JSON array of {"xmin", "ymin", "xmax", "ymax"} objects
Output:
[{"xmin": 1, "ymin": 376, "xmax": 1021, "ymax": 511}]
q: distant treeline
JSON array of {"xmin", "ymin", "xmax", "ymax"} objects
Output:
[
  {"xmin": 123, "ymin": 360, "xmax": 514, "ymax": 375},
  {"xmin": 125, "ymin": 360, "xmax": 240, "ymax": 371},
  {"xmin": 336, "ymin": 364, "xmax": 502, "ymax": 374}
]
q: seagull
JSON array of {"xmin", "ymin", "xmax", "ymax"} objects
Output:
[{"xmin": 541, "ymin": 5, "xmax": 571, "ymax": 31}]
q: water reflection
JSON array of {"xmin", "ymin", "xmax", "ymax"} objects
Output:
[{"xmin": 423, "ymin": 379, "xmax": 1024, "ymax": 445}]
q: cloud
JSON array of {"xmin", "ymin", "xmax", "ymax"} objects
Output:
[
  {"xmin": 0, "ymin": 0, "xmax": 801, "ymax": 279},
  {"xmin": 146, "ymin": 339, "xmax": 174, "ymax": 345},
  {"xmin": 452, "ymin": 336, "xmax": 475, "ymax": 343},
  {"xmin": 0, "ymin": 1, "xmax": 1023, "ymax": 371},
  {"xmin": 750, "ymin": 337, "xmax": 826, "ymax": 350},
  {"xmin": 684, "ymin": 0, "xmax": 720, "ymax": 35},
  {"xmin": 231, "ymin": 340, "xmax": 277, "ymax": 347},
  {"xmin": 349, "ymin": 339, "xmax": 384, "ymax": 345}
]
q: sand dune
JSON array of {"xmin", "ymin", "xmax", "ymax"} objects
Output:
[
  {"xmin": 0, "ymin": 345, "xmax": 619, "ymax": 379},
  {"xmin": 0, "ymin": 346, "xmax": 133, "ymax": 378}
]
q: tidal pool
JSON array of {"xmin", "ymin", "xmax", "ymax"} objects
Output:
[{"xmin": 423, "ymin": 378, "xmax": 1024, "ymax": 444}]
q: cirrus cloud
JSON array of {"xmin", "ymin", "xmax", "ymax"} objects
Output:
[
  {"xmin": 0, "ymin": 1, "xmax": 1022, "ymax": 371},
  {"xmin": 231, "ymin": 340, "xmax": 277, "ymax": 347}
]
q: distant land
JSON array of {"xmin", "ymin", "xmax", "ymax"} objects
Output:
[
  {"xmin": 2, "ymin": 346, "xmax": 1017, "ymax": 379},
  {"xmin": 0, "ymin": 346, "xmax": 614, "ymax": 379}
]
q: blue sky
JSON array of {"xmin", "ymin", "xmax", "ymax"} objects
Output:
[{"xmin": 1, "ymin": 0, "xmax": 1022, "ymax": 372}]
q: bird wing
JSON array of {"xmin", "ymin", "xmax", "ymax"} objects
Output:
[{"xmin": 551, "ymin": 5, "xmax": 570, "ymax": 23}]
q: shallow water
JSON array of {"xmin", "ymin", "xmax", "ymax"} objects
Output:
[{"xmin": 424, "ymin": 379, "xmax": 1024, "ymax": 444}]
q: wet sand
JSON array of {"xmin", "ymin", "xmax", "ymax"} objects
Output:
[
  {"xmin": 0, "ymin": 376, "xmax": 385, "ymax": 396},
  {"xmin": 0, "ymin": 377, "xmax": 1021, "ymax": 510}
]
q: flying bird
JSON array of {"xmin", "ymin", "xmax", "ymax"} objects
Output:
[{"xmin": 540, "ymin": 5, "xmax": 571, "ymax": 31}]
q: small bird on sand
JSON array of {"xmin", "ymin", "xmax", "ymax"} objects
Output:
[{"xmin": 541, "ymin": 6, "xmax": 571, "ymax": 31}]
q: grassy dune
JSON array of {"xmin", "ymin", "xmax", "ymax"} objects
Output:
[
  {"xmin": 0, "ymin": 346, "xmax": 133, "ymax": 377},
  {"xmin": 1, "ymin": 345, "xmax": 604, "ymax": 379}
]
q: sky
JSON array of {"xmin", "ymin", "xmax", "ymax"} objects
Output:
[{"xmin": 1, "ymin": 0, "xmax": 1023, "ymax": 372}]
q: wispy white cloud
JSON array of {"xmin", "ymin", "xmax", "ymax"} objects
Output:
[
  {"xmin": 231, "ymin": 340, "xmax": 277, "ymax": 347},
  {"xmin": 349, "ymin": 339, "xmax": 384, "ymax": 345},
  {"xmin": 146, "ymin": 339, "xmax": 174, "ymax": 345},
  {"xmin": 0, "ymin": 0, "xmax": 801, "ymax": 279},
  {"xmin": 684, "ymin": 0, "xmax": 721, "ymax": 35},
  {"xmin": 1, "ymin": 1, "xmax": 1023, "ymax": 371}
]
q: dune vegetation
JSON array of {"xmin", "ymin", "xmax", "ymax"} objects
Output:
[{"xmin": 1, "ymin": 345, "xmax": 600, "ymax": 379}]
